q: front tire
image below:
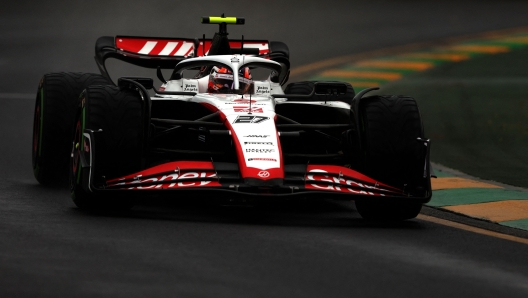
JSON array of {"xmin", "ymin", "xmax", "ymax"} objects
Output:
[
  {"xmin": 354, "ymin": 95, "xmax": 426, "ymax": 220},
  {"xmin": 70, "ymin": 85, "xmax": 143, "ymax": 211},
  {"xmin": 32, "ymin": 72, "xmax": 112, "ymax": 186}
]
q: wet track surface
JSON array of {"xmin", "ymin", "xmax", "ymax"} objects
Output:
[{"xmin": 2, "ymin": 1, "xmax": 528, "ymax": 297}]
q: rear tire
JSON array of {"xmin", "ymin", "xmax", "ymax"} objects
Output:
[
  {"xmin": 355, "ymin": 95, "xmax": 425, "ymax": 220},
  {"xmin": 70, "ymin": 85, "xmax": 143, "ymax": 211},
  {"xmin": 32, "ymin": 72, "xmax": 112, "ymax": 186}
]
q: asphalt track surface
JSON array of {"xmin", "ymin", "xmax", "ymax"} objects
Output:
[{"xmin": 2, "ymin": 1, "xmax": 528, "ymax": 297}]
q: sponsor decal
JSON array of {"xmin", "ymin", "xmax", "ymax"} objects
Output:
[
  {"xmin": 115, "ymin": 171, "xmax": 218, "ymax": 190},
  {"xmin": 233, "ymin": 99, "xmax": 256, "ymax": 103},
  {"xmin": 183, "ymin": 84, "xmax": 198, "ymax": 92},
  {"xmin": 244, "ymin": 142, "xmax": 273, "ymax": 145},
  {"xmin": 256, "ymin": 86, "xmax": 270, "ymax": 94},
  {"xmin": 233, "ymin": 116, "xmax": 269, "ymax": 124},
  {"xmin": 246, "ymin": 148, "xmax": 274, "ymax": 153},
  {"xmin": 258, "ymin": 171, "xmax": 270, "ymax": 178},
  {"xmin": 248, "ymin": 158, "xmax": 276, "ymax": 162},
  {"xmin": 233, "ymin": 106, "xmax": 263, "ymax": 113},
  {"xmin": 305, "ymin": 169, "xmax": 385, "ymax": 195},
  {"xmin": 215, "ymin": 73, "xmax": 233, "ymax": 80},
  {"xmin": 243, "ymin": 135, "xmax": 270, "ymax": 138}
]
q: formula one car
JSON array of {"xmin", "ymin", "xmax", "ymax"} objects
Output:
[{"xmin": 32, "ymin": 16, "xmax": 432, "ymax": 220}]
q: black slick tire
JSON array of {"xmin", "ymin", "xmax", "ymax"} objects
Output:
[
  {"xmin": 70, "ymin": 85, "xmax": 143, "ymax": 211},
  {"xmin": 354, "ymin": 95, "xmax": 425, "ymax": 221},
  {"xmin": 32, "ymin": 72, "xmax": 112, "ymax": 186}
]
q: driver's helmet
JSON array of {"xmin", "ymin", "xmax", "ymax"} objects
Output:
[{"xmin": 207, "ymin": 66, "xmax": 253, "ymax": 93}]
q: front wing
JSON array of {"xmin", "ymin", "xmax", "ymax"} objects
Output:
[{"xmin": 79, "ymin": 131, "xmax": 431, "ymax": 203}]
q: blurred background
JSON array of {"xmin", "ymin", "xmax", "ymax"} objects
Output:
[{"xmin": 2, "ymin": 0, "xmax": 528, "ymax": 90}]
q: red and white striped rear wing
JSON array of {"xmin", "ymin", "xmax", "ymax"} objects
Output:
[
  {"xmin": 94, "ymin": 35, "xmax": 274, "ymax": 78},
  {"xmin": 117, "ymin": 36, "xmax": 198, "ymax": 58},
  {"xmin": 115, "ymin": 36, "xmax": 269, "ymax": 58}
]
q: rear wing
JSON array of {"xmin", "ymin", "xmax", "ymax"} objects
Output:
[{"xmin": 95, "ymin": 36, "xmax": 289, "ymax": 81}]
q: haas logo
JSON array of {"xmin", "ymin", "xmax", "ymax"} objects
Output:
[
  {"xmin": 244, "ymin": 135, "xmax": 269, "ymax": 138},
  {"xmin": 258, "ymin": 171, "xmax": 270, "ymax": 178}
]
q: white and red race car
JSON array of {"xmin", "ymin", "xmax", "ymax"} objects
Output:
[{"xmin": 32, "ymin": 16, "xmax": 432, "ymax": 220}]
